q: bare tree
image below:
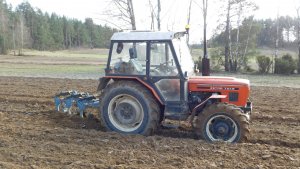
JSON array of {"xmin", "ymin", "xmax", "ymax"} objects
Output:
[
  {"xmin": 19, "ymin": 15, "xmax": 24, "ymax": 55},
  {"xmin": 106, "ymin": 0, "xmax": 137, "ymax": 30},
  {"xmin": 224, "ymin": 0, "xmax": 233, "ymax": 71},
  {"xmin": 296, "ymin": 6, "xmax": 300, "ymax": 74},
  {"xmin": 240, "ymin": 15, "xmax": 254, "ymax": 68},
  {"xmin": 0, "ymin": 1, "xmax": 8, "ymax": 54},
  {"xmin": 13, "ymin": 10, "xmax": 31, "ymax": 55},
  {"xmin": 223, "ymin": 0, "xmax": 257, "ymax": 72},
  {"xmin": 148, "ymin": 0, "xmax": 161, "ymax": 31},
  {"xmin": 282, "ymin": 16, "xmax": 293, "ymax": 43},
  {"xmin": 148, "ymin": 0, "xmax": 155, "ymax": 30},
  {"xmin": 233, "ymin": 0, "xmax": 257, "ymax": 71},
  {"xmin": 274, "ymin": 9, "xmax": 280, "ymax": 73},
  {"xmin": 157, "ymin": 0, "xmax": 161, "ymax": 31},
  {"xmin": 127, "ymin": 0, "xmax": 136, "ymax": 30}
]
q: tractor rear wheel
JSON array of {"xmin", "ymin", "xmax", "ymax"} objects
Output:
[
  {"xmin": 100, "ymin": 81, "xmax": 160, "ymax": 136},
  {"xmin": 195, "ymin": 103, "xmax": 250, "ymax": 143}
]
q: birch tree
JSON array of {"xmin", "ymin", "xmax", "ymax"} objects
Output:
[
  {"xmin": 233, "ymin": 0, "xmax": 257, "ymax": 71},
  {"xmin": 148, "ymin": 0, "xmax": 161, "ymax": 31},
  {"xmin": 296, "ymin": 6, "xmax": 300, "ymax": 74},
  {"xmin": 0, "ymin": 0, "xmax": 8, "ymax": 54},
  {"xmin": 224, "ymin": 0, "xmax": 233, "ymax": 71},
  {"xmin": 157, "ymin": 0, "xmax": 161, "ymax": 31},
  {"xmin": 223, "ymin": 0, "xmax": 257, "ymax": 71}
]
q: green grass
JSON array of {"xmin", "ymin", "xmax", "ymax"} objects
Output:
[
  {"xmin": 2, "ymin": 48, "xmax": 299, "ymax": 87},
  {"xmin": 3, "ymin": 48, "xmax": 108, "ymax": 79},
  {"xmin": 258, "ymin": 47, "xmax": 298, "ymax": 59},
  {"xmin": 213, "ymin": 72, "xmax": 300, "ymax": 88},
  {"xmin": 20, "ymin": 49, "xmax": 108, "ymax": 59},
  {"xmin": 0, "ymin": 63, "xmax": 105, "ymax": 76},
  {"xmin": 191, "ymin": 47, "xmax": 299, "ymax": 72}
]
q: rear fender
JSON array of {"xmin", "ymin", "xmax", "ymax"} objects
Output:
[
  {"xmin": 100, "ymin": 76, "xmax": 163, "ymax": 105},
  {"xmin": 97, "ymin": 77, "xmax": 111, "ymax": 91}
]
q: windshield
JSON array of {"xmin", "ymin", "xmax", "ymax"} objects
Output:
[{"xmin": 172, "ymin": 38, "xmax": 195, "ymax": 76}]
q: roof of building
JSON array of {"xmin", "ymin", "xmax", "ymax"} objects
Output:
[{"xmin": 111, "ymin": 31, "xmax": 184, "ymax": 41}]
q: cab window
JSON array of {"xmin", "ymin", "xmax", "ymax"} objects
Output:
[
  {"xmin": 150, "ymin": 42, "xmax": 178, "ymax": 76},
  {"xmin": 109, "ymin": 42, "xmax": 146, "ymax": 75}
]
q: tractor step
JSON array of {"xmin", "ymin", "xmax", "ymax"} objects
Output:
[
  {"xmin": 161, "ymin": 123, "xmax": 180, "ymax": 129},
  {"xmin": 164, "ymin": 112, "xmax": 189, "ymax": 121},
  {"xmin": 54, "ymin": 90, "xmax": 100, "ymax": 118}
]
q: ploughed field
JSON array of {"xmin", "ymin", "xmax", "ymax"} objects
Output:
[{"xmin": 0, "ymin": 76, "xmax": 299, "ymax": 168}]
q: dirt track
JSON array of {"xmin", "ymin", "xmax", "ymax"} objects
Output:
[{"xmin": 0, "ymin": 76, "xmax": 299, "ymax": 168}]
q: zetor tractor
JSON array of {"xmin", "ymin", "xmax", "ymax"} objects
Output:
[{"xmin": 97, "ymin": 31, "xmax": 252, "ymax": 143}]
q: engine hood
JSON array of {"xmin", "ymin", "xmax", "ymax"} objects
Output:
[
  {"xmin": 188, "ymin": 76, "xmax": 250, "ymax": 86},
  {"xmin": 188, "ymin": 76, "xmax": 250, "ymax": 107}
]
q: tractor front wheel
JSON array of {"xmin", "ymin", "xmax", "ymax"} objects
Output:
[
  {"xmin": 195, "ymin": 103, "xmax": 250, "ymax": 143},
  {"xmin": 100, "ymin": 81, "xmax": 160, "ymax": 136}
]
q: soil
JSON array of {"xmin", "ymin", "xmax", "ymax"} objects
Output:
[{"xmin": 0, "ymin": 76, "xmax": 299, "ymax": 169}]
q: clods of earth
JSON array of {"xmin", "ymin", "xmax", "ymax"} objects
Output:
[{"xmin": 0, "ymin": 77, "xmax": 299, "ymax": 168}]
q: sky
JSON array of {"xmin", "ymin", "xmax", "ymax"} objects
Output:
[{"xmin": 6, "ymin": 0, "xmax": 300, "ymax": 44}]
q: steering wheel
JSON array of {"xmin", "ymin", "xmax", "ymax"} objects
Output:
[{"xmin": 154, "ymin": 61, "xmax": 177, "ymax": 75}]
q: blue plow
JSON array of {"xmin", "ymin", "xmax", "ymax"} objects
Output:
[{"xmin": 54, "ymin": 91, "xmax": 100, "ymax": 118}]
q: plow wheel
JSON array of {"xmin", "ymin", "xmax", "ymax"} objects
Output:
[
  {"xmin": 100, "ymin": 81, "xmax": 160, "ymax": 136},
  {"xmin": 195, "ymin": 103, "xmax": 250, "ymax": 143}
]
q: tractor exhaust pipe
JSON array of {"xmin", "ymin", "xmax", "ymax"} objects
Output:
[
  {"xmin": 202, "ymin": 57, "xmax": 210, "ymax": 76},
  {"xmin": 201, "ymin": 29, "xmax": 210, "ymax": 76},
  {"xmin": 202, "ymin": 0, "xmax": 210, "ymax": 76}
]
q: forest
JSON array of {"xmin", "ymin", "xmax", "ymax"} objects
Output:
[{"xmin": 0, "ymin": 1, "xmax": 116, "ymax": 54}]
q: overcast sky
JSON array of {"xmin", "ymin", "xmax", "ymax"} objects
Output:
[{"xmin": 7, "ymin": 0, "xmax": 300, "ymax": 43}]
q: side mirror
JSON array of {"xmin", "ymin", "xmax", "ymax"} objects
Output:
[
  {"xmin": 116, "ymin": 42, "xmax": 123, "ymax": 54},
  {"xmin": 184, "ymin": 71, "xmax": 188, "ymax": 78}
]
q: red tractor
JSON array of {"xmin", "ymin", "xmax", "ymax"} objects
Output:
[{"xmin": 97, "ymin": 31, "xmax": 252, "ymax": 143}]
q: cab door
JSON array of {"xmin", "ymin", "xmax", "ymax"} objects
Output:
[{"xmin": 148, "ymin": 41, "xmax": 188, "ymax": 117}]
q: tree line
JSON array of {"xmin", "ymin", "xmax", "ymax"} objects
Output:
[
  {"xmin": 0, "ymin": 1, "xmax": 116, "ymax": 55},
  {"xmin": 212, "ymin": 16, "xmax": 300, "ymax": 49},
  {"xmin": 210, "ymin": 15, "xmax": 300, "ymax": 73}
]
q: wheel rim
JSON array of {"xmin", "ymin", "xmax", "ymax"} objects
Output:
[
  {"xmin": 205, "ymin": 114, "xmax": 238, "ymax": 142},
  {"xmin": 108, "ymin": 94, "xmax": 144, "ymax": 132}
]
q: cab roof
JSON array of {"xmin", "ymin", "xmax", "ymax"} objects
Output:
[{"xmin": 111, "ymin": 31, "xmax": 184, "ymax": 41}]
